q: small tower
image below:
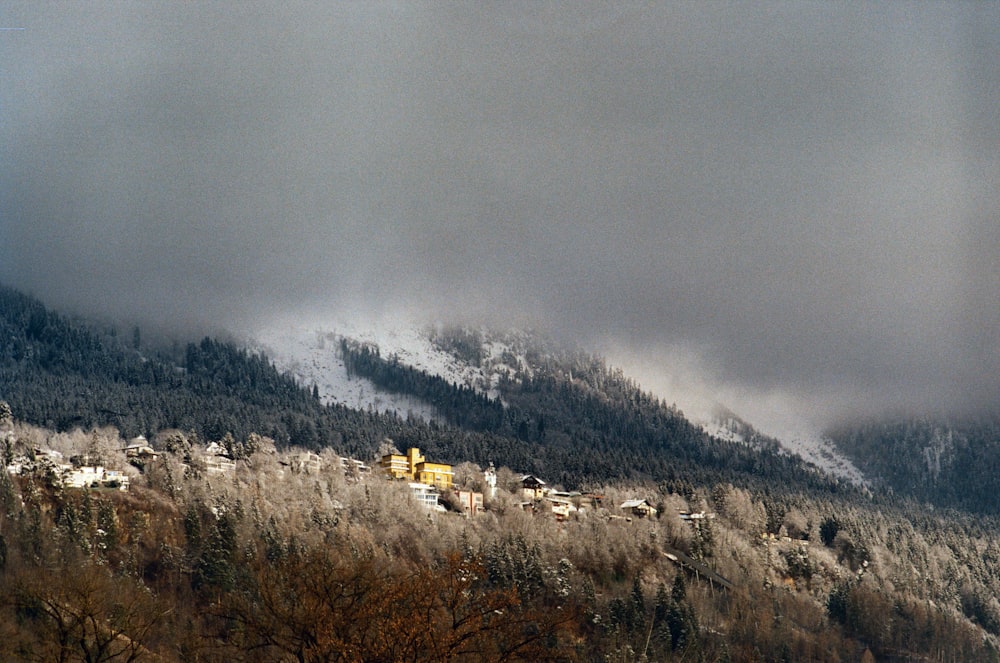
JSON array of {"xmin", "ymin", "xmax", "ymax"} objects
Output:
[{"xmin": 483, "ymin": 462, "xmax": 497, "ymax": 499}]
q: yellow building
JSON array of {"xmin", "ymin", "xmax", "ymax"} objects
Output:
[
  {"xmin": 380, "ymin": 447, "xmax": 453, "ymax": 489},
  {"xmin": 415, "ymin": 462, "xmax": 453, "ymax": 489},
  {"xmin": 380, "ymin": 449, "xmax": 414, "ymax": 480}
]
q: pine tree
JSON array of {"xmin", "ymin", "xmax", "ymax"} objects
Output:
[{"xmin": 630, "ymin": 574, "xmax": 646, "ymax": 632}]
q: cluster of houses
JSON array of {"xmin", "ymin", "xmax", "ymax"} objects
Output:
[
  {"xmin": 5, "ymin": 435, "xmax": 693, "ymax": 525},
  {"xmin": 379, "ymin": 446, "xmax": 486, "ymax": 516},
  {"xmin": 517, "ymin": 474, "xmax": 659, "ymax": 521},
  {"xmin": 6, "ymin": 447, "xmax": 132, "ymax": 491},
  {"xmin": 375, "ymin": 446, "xmax": 667, "ymax": 523},
  {"xmin": 4, "ymin": 435, "xmax": 375, "ymax": 493}
]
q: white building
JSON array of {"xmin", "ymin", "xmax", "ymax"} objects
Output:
[
  {"xmin": 340, "ymin": 456, "xmax": 370, "ymax": 479},
  {"xmin": 483, "ymin": 463, "xmax": 497, "ymax": 499},
  {"xmin": 288, "ymin": 452, "xmax": 323, "ymax": 474},
  {"xmin": 408, "ymin": 482, "xmax": 444, "ymax": 511},
  {"xmin": 204, "ymin": 455, "xmax": 236, "ymax": 475},
  {"xmin": 61, "ymin": 465, "xmax": 129, "ymax": 491}
]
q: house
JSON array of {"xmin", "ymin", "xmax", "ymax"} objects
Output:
[
  {"xmin": 203, "ymin": 444, "xmax": 236, "ymax": 475},
  {"xmin": 288, "ymin": 451, "xmax": 323, "ymax": 474},
  {"xmin": 5, "ymin": 456, "xmax": 27, "ymax": 475},
  {"xmin": 34, "ymin": 448, "xmax": 64, "ymax": 465},
  {"xmin": 545, "ymin": 496, "xmax": 578, "ymax": 521},
  {"xmin": 61, "ymin": 465, "xmax": 129, "ymax": 491},
  {"xmin": 556, "ymin": 491, "xmax": 606, "ymax": 511},
  {"xmin": 620, "ymin": 499, "xmax": 658, "ymax": 518},
  {"xmin": 456, "ymin": 490, "xmax": 484, "ymax": 516},
  {"xmin": 204, "ymin": 455, "xmax": 236, "ymax": 475},
  {"xmin": 678, "ymin": 511, "xmax": 715, "ymax": 523},
  {"xmin": 103, "ymin": 469, "xmax": 130, "ymax": 490},
  {"xmin": 381, "ymin": 450, "xmax": 412, "ymax": 480},
  {"xmin": 380, "ymin": 448, "xmax": 453, "ymax": 489},
  {"xmin": 205, "ymin": 441, "xmax": 228, "ymax": 456},
  {"xmin": 124, "ymin": 436, "xmax": 160, "ymax": 461},
  {"xmin": 520, "ymin": 474, "xmax": 548, "ymax": 500},
  {"xmin": 62, "ymin": 465, "xmax": 104, "ymax": 489},
  {"xmin": 340, "ymin": 456, "xmax": 370, "ymax": 480},
  {"xmin": 408, "ymin": 482, "xmax": 444, "ymax": 512},
  {"xmin": 415, "ymin": 460, "xmax": 453, "ymax": 490}
]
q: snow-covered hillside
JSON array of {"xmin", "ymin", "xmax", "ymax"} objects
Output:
[
  {"xmin": 246, "ymin": 323, "xmax": 528, "ymax": 421},
  {"xmin": 700, "ymin": 412, "xmax": 868, "ymax": 487},
  {"xmin": 248, "ymin": 325, "xmax": 438, "ymax": 421},
  {"xmin": 248, "ymin": 322, "xmax": 868, "ymax": 486}
]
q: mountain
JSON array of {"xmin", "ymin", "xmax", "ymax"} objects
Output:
[
  {"xmin": 0, "ymin": 284, "xmax": 401, "ymax": 454},
  {"xmin": 0, "ymin": 283, "xmax": 844, "ymax": 494},
  {"xmin": 702, "ymin": 404, "xmax": 868, "ymax": 487},
  {"xmin": 7, "ymin": 283, "xmax": 1000, "ymax": 660}
]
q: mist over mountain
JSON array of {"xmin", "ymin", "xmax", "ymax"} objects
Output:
[{"xmin": 1, "ymin": 3, "xmax": 998, "ymax": 429}]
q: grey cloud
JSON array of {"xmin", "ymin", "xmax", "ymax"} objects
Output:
[{"xmin": 1, "ymin": 2, "xmax": 998, "ymax": 423}]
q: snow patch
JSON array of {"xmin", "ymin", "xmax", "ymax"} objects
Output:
[
  {"xmin": 245, "ymin": 322, "xmax": 526, "ymax": 421},
  {"xmin": 246, "ymin": 325, "xmax": 439, "ymax": 421}
]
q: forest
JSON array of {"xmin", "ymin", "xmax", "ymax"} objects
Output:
[
  {"xmin": 0, "ymin": 416, "xmax": 997, "ymax": 661},
  {"xmin": 3, "ymin": 283, "xmax": 1000, "ymax": 660},
  {"xmin": 826, "ymin": 416, "xmax": 1000, "ymax": 515}
]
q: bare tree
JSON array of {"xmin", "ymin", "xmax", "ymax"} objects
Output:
[{"xmin": 5, "ymin": 562, "xmax": 169, "ymax": 662}]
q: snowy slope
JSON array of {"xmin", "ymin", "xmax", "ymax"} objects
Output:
[
  {"xmin": 247, "ymin": 325, "xmax": 438, "ymax": 420},
  {"xmin": 245, "ymin": 323, "xmax": 527, "ymax": 421},
  {"xmin": 779, "ymin": 433, "xmax": 868, "ymax": 486},
  {"xmin": 700, "ymin": 412, "xmax": 868, "ymax": 486}
]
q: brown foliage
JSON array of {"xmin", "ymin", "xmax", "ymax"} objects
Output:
[
  {"xmin": 1, "ymin": 562, "xmax": 169, "ymax": 662},
  {"xmin": 223, "ymin": 542, "xmax": 579, "ymax": 663}
]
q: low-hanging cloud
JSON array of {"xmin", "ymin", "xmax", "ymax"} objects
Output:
[{"xmin": 1, "ymin": 2, "xmax": 998, "ymax": 426}]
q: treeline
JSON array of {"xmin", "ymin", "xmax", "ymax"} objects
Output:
[
  {"xmin": 0, "ymin": 457, "xmax": 584, "ymax": 661},
  {"xmin": 0, "ymin": 285, "xmax": 409, "ymax": 453},
  {"xmin": 341, "ymin": 339, "xmax": 505, "ymax": 431}
]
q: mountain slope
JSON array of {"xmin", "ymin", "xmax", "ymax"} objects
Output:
[
  {"xmin": 0, "ymin": 284, "xmax": 848, "ymax": 494},
  {"xmin": 0, "ymin": 284, "xmax": 403, "ymax": 452},
  {"xmin": 702, "ymin": 405, "xmax": 867, "ymax": 486},
  {"xmin": 301, "ymin": 324, "xmax": 851, "ymax": 493},
  {"xmin": 249, "ymin": 322, "xmax": 867, "ymax": 486}
]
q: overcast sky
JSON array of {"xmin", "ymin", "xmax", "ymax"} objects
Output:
[{"xmin": 1, "ymin": 3, "xmax": 998, "ymax": 428}]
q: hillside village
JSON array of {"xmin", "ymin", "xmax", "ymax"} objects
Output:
[
  {"xmin": 0, "ymin": 421, "xmax": 802, "ymax": 611},
  {"xmin": 2, "ymin": 407, "xmax": 1000, "ymax": 660},
  {"xmin": 5, "ymin": 427, "xmax": 693, "ymax": 527}
]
